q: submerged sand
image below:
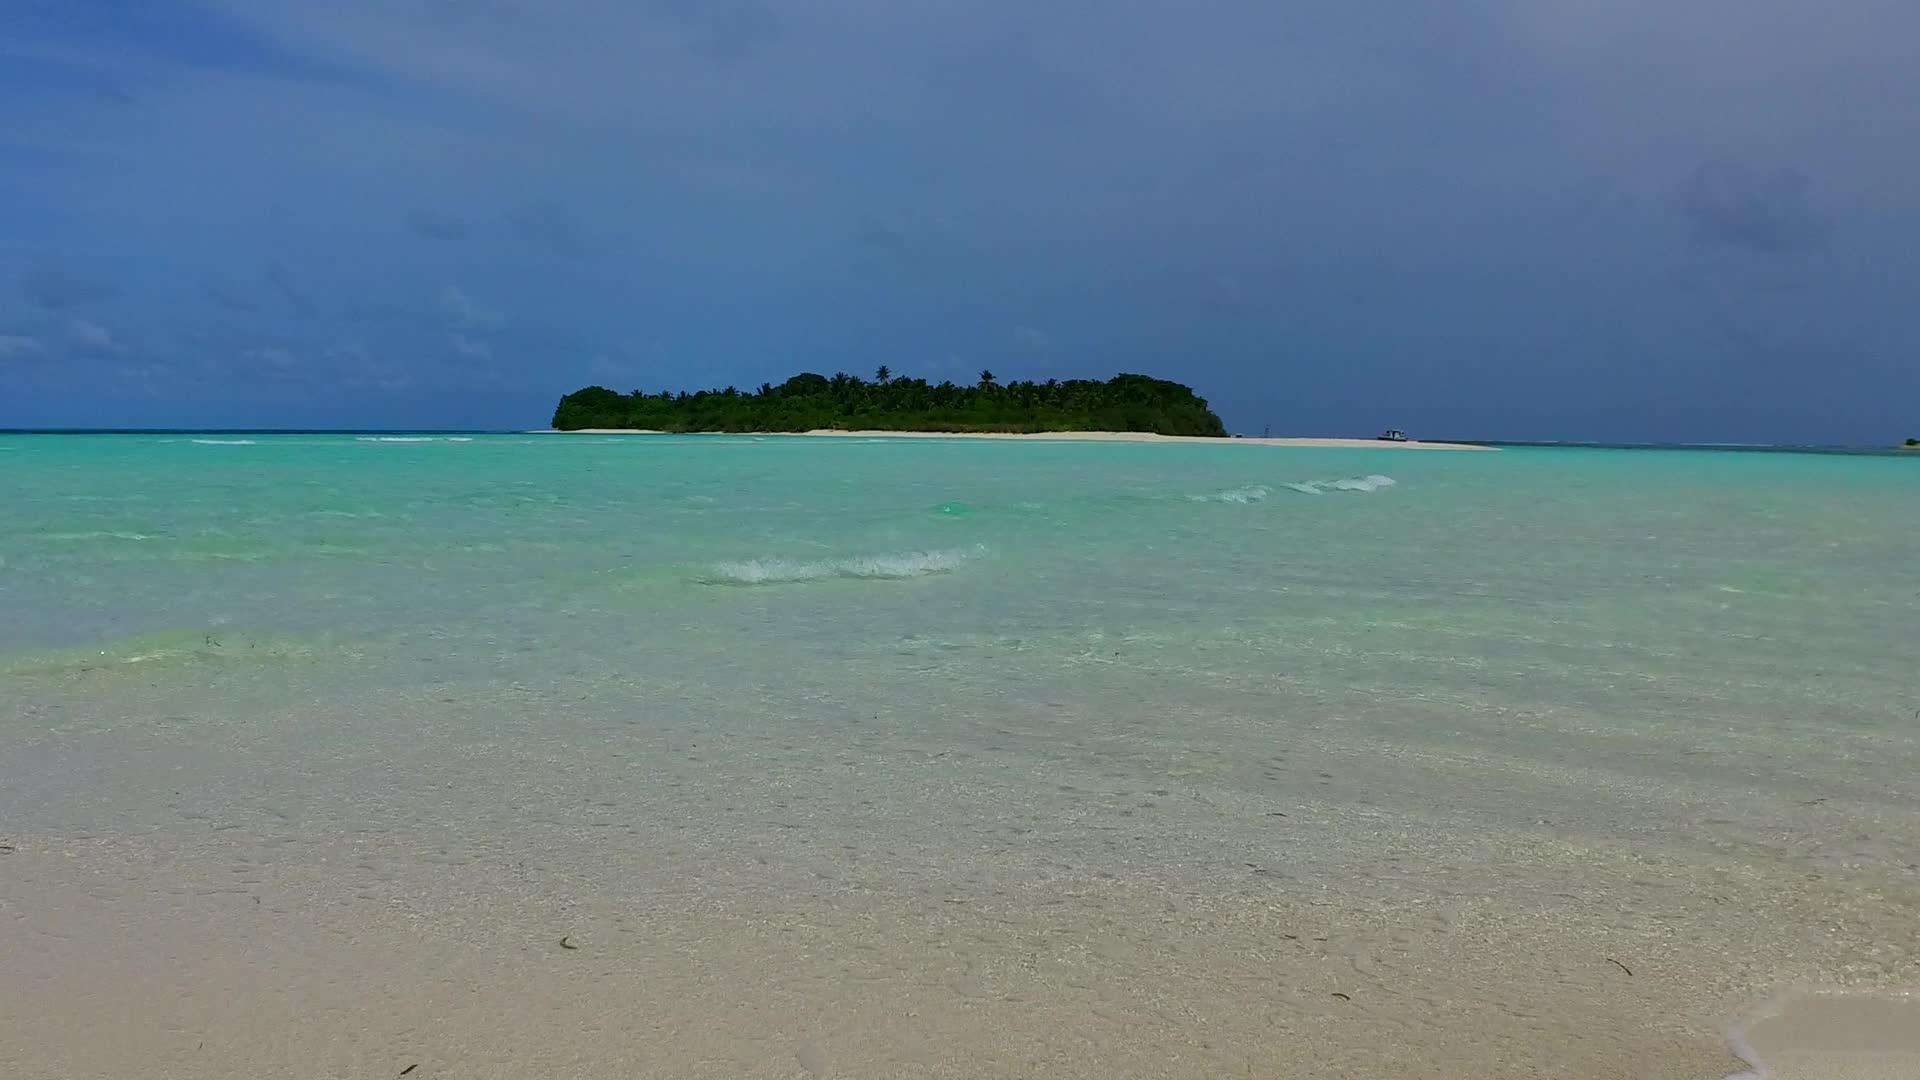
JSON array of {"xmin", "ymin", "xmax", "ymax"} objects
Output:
[
  {"xmin": 547, "ymin": 428, "xmax": 1493, "ymax": 449},
  {"xmin": 7, "ymin": 652, "xmax": 1912, "ymax": 1080}
]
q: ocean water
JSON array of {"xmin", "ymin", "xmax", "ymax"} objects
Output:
[{"xmin": 2, "ymin": 433, "xmax": 1917, "ymax": 1079}]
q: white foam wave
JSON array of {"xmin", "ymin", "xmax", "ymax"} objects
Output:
[
  {"xmin": 356, "ymin": 436, "xmax": 436, "ymax": 443},
  {"xmin": 705, "ymin": 547, "xmax": 977, "ymax": 585},
  {"xmin": 191, "ymin": 438, "xmax": 256, "ymax": 445},
  {"xmin": 1191, "ymin": 484, "xmax": 1273, "ymax": 504},
  {"xmin": 1284, "ymin": 473, "xmax": 1397, "ymax": 495},
  {"xmin": 40, "ymin": 530, "xmax": 153, "ymax": 543}
]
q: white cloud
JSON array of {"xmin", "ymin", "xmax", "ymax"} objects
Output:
[
  {"xmin": 68, "ymin": 319, "xmax": 120, "ymax": 352},
  {"xmin": 448, "ymin": 333, "xmax": 494, "ymax": 361},
  {"xmin": 439, "ymin": 285, "xmax": 502, "ymax": 329},
  {"xmin": 0, "ymin": 335, "xmax": 45, "ymax": 359},
  {"xmin": 1011, "ymin": 325, "xmax": 1055, "ymax": 351}
]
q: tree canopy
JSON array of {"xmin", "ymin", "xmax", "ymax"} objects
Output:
[{"xmin": 551, "ymin": 372, "xmax": 1228, "ymax": 436}]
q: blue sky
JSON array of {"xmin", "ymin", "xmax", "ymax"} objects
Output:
[{"xmin": 2, "ymin": 1, "xmax": 1916, "ymax": 440}]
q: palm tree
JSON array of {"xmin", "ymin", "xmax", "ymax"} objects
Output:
[
  {"xmin": 875, "ymin": 365, "xmax": 891, "ymax": 384},
  {"xmin": 978, "ymin": 369, "xmax": 996, "ymax": 388}
]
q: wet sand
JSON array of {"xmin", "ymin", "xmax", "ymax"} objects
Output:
[{"xmin": 1727, "ymin": 992, "xmax": 1920, "ymax": 1080}]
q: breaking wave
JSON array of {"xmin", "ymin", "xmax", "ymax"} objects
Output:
[
  {"xmin": 1190, "ymin": 476, "xmax": 1396, "ymax": 501},
  {"xmin": 1191, "ymin": 484, "xmax": 1273, "ymax": 504},
  {"xmin": 1282, "ymin": 473, "xmax": 1397, "ymax": 495},
  {"xmin": 37, "ymin": 530, "xmax": 153, "ymax": 543},
  {"xmin": 191, "ymin": 438, "xmax": 256, "ymax": 446},
  {"xmin": 356, "ymin": 436, "xmax": 436, "ymax": 443},
  {"xmin": 704, "ymin": 546, "xmax": 979, "ymax": 585}
]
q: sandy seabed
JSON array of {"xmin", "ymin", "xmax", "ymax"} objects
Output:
[{"xmin": 12, "ymin": 432, "xmax": 1917, "ymax": 1080}]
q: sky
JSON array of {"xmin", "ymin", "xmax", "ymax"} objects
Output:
[{"xmin": 2, "ymin": 1, "xmax": 1917, "ymax": 441}]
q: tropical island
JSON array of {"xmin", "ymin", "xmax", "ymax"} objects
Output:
[{"xmin": 552, "ymin": 370, "xmax": 1229, "ymax": 436}]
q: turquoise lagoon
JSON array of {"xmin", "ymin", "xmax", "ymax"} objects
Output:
[{"xmin": 1, "ymin": 433, "xmax": 1916, "ymax": 1078}]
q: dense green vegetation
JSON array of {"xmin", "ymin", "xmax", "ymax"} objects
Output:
[
  {"xmin": 551, "ymin": 370, "xmax": 1228, "ymax": 436},
  {"xmin": 1907, "ymin": 437, "xmax": 1919, "ymax": 447}
]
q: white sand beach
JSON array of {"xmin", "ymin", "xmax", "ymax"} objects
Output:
[{"xmin": 546, "ymin": 428, "xmax": 1493, "ymax": 449}]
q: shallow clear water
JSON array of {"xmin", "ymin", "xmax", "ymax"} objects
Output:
[{"xmin": 2, "ymin": 434, "xmax": 1917, "ymax": 1078}]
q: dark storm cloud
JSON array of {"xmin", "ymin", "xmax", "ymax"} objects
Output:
[
  {"xmin": 1680, "ymin": 160, "xmax": 1830, "ymax": 254},
  {"xmin": 189, "ymin": 324, "xmax": 416, "ymax": 394},
  {"xmin": 19, "ymin": 262, "xmax": 118, "ymax": 310},
  {"xmin": 238, "ymin": 344, "xmax": 307, "ymax": 382},
  {"xmin": 406, "ymin": 208, "xmax": 468, "ymax": 240},
  {"xmin": 7, "ymin": 0, "xmax": 1919, "ymax": 438},
  {"xmin": 852, "ymin": 214, "xmax": 954, "ymax": 276}
]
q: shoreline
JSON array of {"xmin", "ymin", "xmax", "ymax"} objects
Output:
[{"xmin": 541, "ymin": 428, "xmax": 1494, "ymax": 450}]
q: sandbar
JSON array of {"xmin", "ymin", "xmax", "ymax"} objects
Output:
[{"xmin": 543, "ymin": 428, "xmax": 1492, "ymax": 449}]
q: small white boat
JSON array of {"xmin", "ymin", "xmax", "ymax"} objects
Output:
[{"xmin": 1377, "ymin": 429, "xmax": 1409, "ymax": 442}]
